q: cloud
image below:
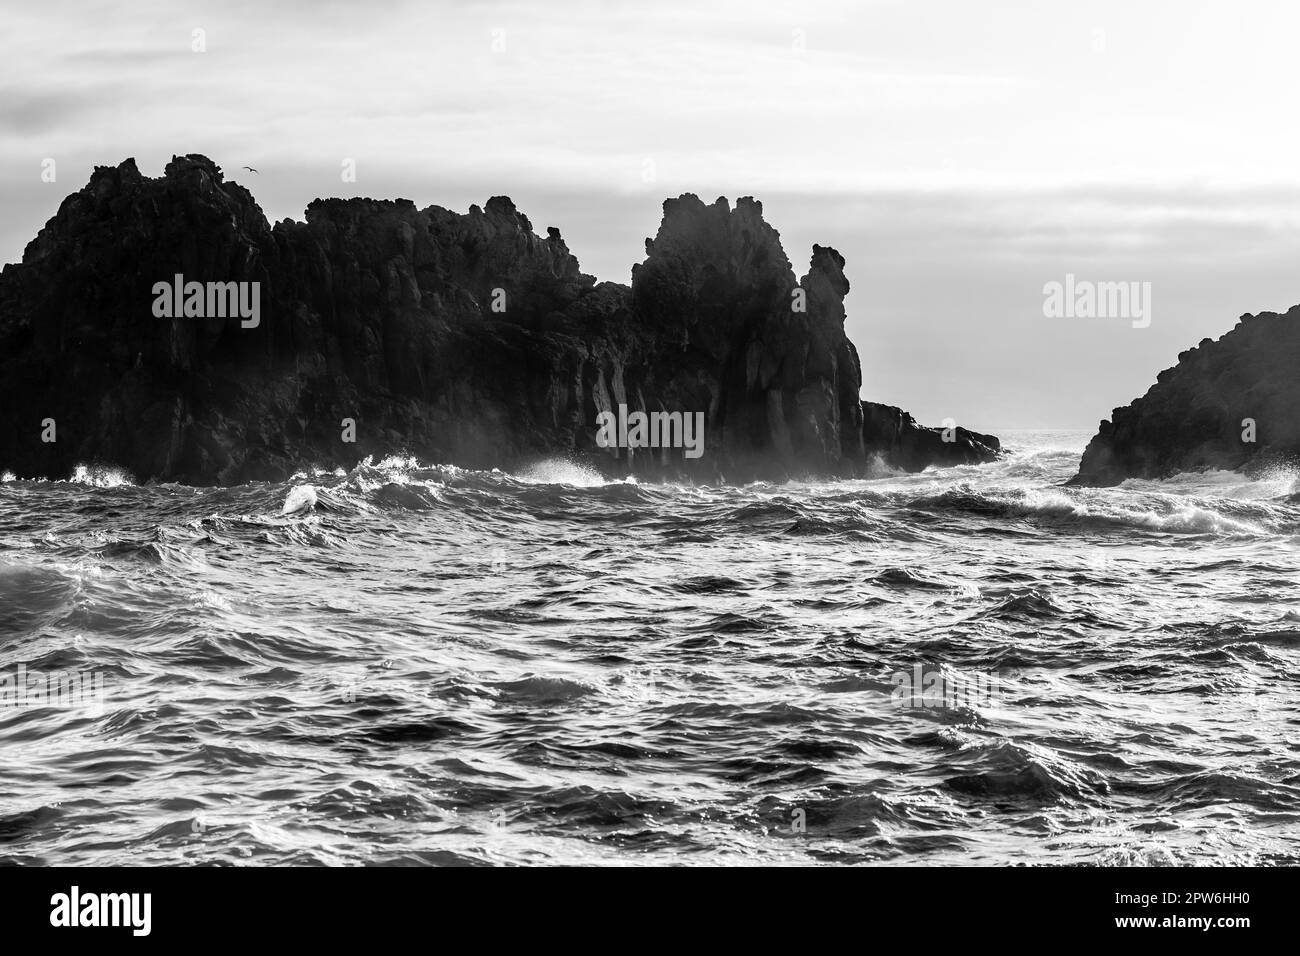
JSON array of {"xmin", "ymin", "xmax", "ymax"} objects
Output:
[{"xmin": 0, "ymin": 88, "xmax": 123, "ymax": 134}]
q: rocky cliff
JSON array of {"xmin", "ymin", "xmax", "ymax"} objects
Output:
[
  {"xmin": 0, "ymin": 154, "xmax": 998, "ymax": 484},
  {"xmin": 1071, "ymin": 305, "xmax": 1300, "ymax": 486}
]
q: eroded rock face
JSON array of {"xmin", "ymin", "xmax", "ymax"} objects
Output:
[
  {"xmin": 0, "ymin": 155, "xmax": 997, "ymax": 484},
  {"xmin": 1071, "ymin": 307, "xmax": 1300, "ymax": 486}
]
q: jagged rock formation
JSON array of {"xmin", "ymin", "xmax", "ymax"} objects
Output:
[
  {"xmin": 0, "ymin": 154, "xmax": 998, "ymax": 484},
  {"xmin": 861, "ymin": 402, "xmax": 1001, "ymax": 472},
  {"xmin": 1071, "ymin": 306, "xmax": 1300, "ymax": 486}
]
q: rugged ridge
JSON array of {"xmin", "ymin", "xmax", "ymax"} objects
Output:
[
  {"xmin": 1071, "ymin": 305, "xmax": 1300, "ymax": 486},
  {"xmin": 0, "ymin": 154, "xmax": 999, "ymax": 484}
]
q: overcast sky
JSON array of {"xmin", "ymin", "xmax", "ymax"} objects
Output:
[{"xmin": 4, "ymin": 0, "xmax": 1300, "ymax": 429}]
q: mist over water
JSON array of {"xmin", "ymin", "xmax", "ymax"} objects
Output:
[{"xmin": 2, "ymin": 431, "xmax": 1299, "ymax": 865}]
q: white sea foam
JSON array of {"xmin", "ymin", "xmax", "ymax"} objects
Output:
[
  {"xmin": 282, "ymin": 484, "xmax": 318, "ymax": 515},
  {"xmin": 865, "ymin": 452, "xmax": 906, "ymax": 479},
  {"xmin": 516, "ymin": 459, "xmax": 608, "ymax": 487},
  {"xmin": 69, "ymin": 464, "xmax": 134, "ymax": 488},
  {"xmin": 1121, "ymin": 465, "xmax": 1300, "ymax": 500},
  {"xmin": 994, "ymin": 486, "xmax": 1271, "ymax": 536}
]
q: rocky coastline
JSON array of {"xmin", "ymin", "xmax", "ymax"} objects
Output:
[{"xmin": 0, "ymin": 154, "xmax": 999, "ymax": 485}]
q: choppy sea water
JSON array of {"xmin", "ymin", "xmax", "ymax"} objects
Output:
[{"xmin": 2, "ymin": 430, "xmax": 1299, "ymax": 866}]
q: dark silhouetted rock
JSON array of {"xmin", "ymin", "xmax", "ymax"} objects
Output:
[
  {"xmin": 862, "ymin": 402, "xmax": 1001, "ymax": 472},
  {"xmin": 0, "ymin": 155, "xmax": 999, "ymax": 485},
  {"xmin": 1070, "ymin": 306, "xmax": 1300, "ymax": 486}
]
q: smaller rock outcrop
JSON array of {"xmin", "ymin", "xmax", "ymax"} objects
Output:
[
  {"xmin": 861, "ymin": 402, "xmax": 1001, "ymax": 471},
  {"xmin": 1070, "ymin": 305, "xmax": 1300, "ymax": 486}
]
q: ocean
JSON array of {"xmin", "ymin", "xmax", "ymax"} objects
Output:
[{"xmin": 2, "ymin": 430, "xmax": 1298, "ymax": 866}]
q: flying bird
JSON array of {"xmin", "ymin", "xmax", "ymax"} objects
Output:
[{"xmin": 242, "ymin": 166, "xmax": 258, "ymax": 173}]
